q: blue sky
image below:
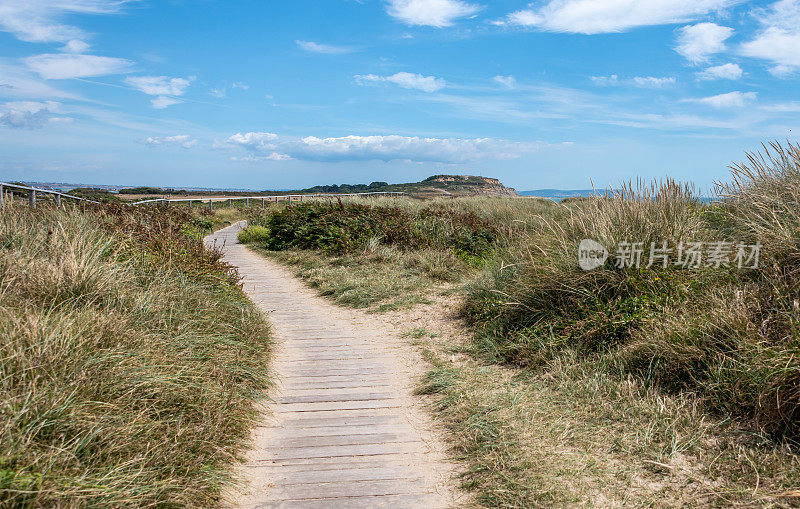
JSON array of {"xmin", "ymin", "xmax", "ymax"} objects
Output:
[{"xmin": 0, "ymin": 0, "xmax": 798, "ymax": 192}]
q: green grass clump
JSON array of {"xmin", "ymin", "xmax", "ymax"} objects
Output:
[
  {"xmin": 261, "ymin": 248, "xmax": 437, "ymax": 311},
  {"xmin": 238, "ymin": 225, "xmax": 270, "ymax": 244},
  {"xmin": 0, "ymin": 204, "xmax": 271, "ymax": 506}
]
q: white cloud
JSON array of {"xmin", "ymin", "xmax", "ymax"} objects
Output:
[
  {"xmin": 62, "ymin": 39, "xmax": 90, "ymax": 53},
  {"xmin": 286, "ymin": 135, "xmax": 552, "ymax": 163},
  {"xmin": 0, "ymin": 62, "xmax": 81, "ymax": 99},
  {"xmin": 740, "ymin": 0, "xmax": 800, "ymax": 77},
  {"xmin": 503, "ymin": 0, "xmax": 736, "ymax": 34},
  {"xmin": 690, "ymin": 91, "xmax": 757, "ymax": 108},
  {"xmin": 296, "ymin": 40, "xmax": 352, "ymax": 54},
  {"xmin": 150, "ymin": 96, "xmax": 181, "ymax": 109},
  {"xmin": 231, "ymin": 153, "xmax": 292, "ymax": 162},
  {"xmin": 209, "ymin": 82, "xmax": 248, "ymax": 98},
  {"xmin": 222, "ymin": 132, "xmax": 289, "ymax": 161},
  {"xmin": 386, "ymin": 0, "xmax": 481, "ymax": 27},
  {"xmin": 675, "ymin": 23, "xmax": 734, "ymax": 63},
  {"xmin": 632, "ymin": 76, "xmax": 676, "ymax": 88},
  {"xmin": 144, "ymin": 134, "xmax": 198, "ymax": 149},
  {"xmin": 224, "ymin": 132, "xmax": 279, "ymax": 151},
  {"xmin": 591, "ymin": 74, "xmax": 618, "ymax": 86},
  {"xmin": 762, "ymin": 101, "xmax": 800, "ymax": 112},
  {"xmin": 0, "ymin": 0, "xmax": 126, "ymax": 43},
  {"xmin": 493, "ymin": 75, "xmax": 516, "ymax": 88},
  {"xmin": 25, "ymin": 53, "xmax": 133, "ymax": 79},
  {"xmin": 222, "ymin": 131, "xmax": 557, "ymax": 163},
  {"xmin": 590, "ymin": 74, "xmax": 674, "ymax": 87},
  {"xmin": 0, "ymin": 100, "xmax": 68, "ymax": 128},
  {"xmin": 125, "ymin": 76, "xmax": 192, "ymax": 96},
  {"xmin": 697, "ymin": 63, "xmax": 743, "ymax": 80},
  {"xmin": 354, "ymin": 72, "xmax": 445, "ymax": 92}
]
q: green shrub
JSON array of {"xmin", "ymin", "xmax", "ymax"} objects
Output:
[{"xmin": 248, "ymin": 202, "xmax": 497, "ymax": 258}]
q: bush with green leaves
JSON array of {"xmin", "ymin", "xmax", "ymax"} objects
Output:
[
  {"xmin": 248, "ymin": 201, "xmax": 497, "ymax": 260},
  {"xmin": 237, "ymin": 225, "xmax": 271, "ymax": 244}
]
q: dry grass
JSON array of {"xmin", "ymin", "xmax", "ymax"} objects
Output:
[
  {"xmin": 0, "ymin": 204, "xmax": 271, "ymax": 506},
  {"xmin": 419, "ymin": 349, "xmax": 800, "ymax": 507},
  {"xmin": 257, "ymin": 246, "xmax": 457, "ymax": 312}
]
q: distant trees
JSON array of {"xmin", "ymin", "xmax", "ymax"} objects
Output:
[
  {"xmin": 118, "ymin": 187, "xmax": 188, "ymax": 195},
  {"xmin": 300, "ymin": 182, "xmax": 390, "ymax": 194}
]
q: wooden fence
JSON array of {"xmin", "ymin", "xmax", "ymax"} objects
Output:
[
  {"xmin": 130, "ymin": 191, "xmax": 404, "ymax": 210},
  {"xmin": 0, "ymin": 182, "xmax": 100, "ymax": 208},
  {"xmin": 0, "ymin": 183, "xmax": 403, "ymax": 209}
]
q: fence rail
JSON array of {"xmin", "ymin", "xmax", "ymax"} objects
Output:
[
  {"xmin": 0, "ymin": 182, "xmax": 101, "ymax": 207},
  {"xmin": 129, "ymin": 191, "xmax": 405, "ymax": 209},
  {"xmin": 0, "ymin": 183, "xmax": 403, "ymax": 209}
]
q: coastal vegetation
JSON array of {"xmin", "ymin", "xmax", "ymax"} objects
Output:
[
  {"xmin": 238, "ymin": 141, "xmax": 800, "ymax": 506},
  {"xmin": 6, "ymin": 141, "xmax": 800, "ymax": 506},
  {"xmin": 0, "ymin": 204, "xmax": 270, "ymax": 506}
]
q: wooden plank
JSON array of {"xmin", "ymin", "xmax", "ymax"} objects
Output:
[
  {"xmin": 267, "ymin": 442, "xmax": 426, "ymax": 461},
  {"xmin": 282, "ymin": 352, "xmax": 382, "ymax": 361},
  {"xmin": 277, "ymin": 385, "xmax": 395, "ymax": 396},
  {"xmin": 256, "ymin": 466, "xmax": 421, "ymax": 485},
  {"xmin": 277, "ymin": 378, "xmax": 392, "ymax": 388},
  {"xmin": 256, "ymin": 452, "xmax": 427, "ymax": 469},
  {"xmin": 255, "ymin": 479, "xmax": 429, "ymax": 501},
  {"xmin": 275, "ymin": 414, "xmax": 402, "ymax": 428},
  {"xmin": 274, "ymin": 399, "xmax": 402, "ymax": 413},
  {"xmin": 274, "ymin": 358, "xmax": 386, "ymax": 368},
  {"xmin": 246, "ymin": 494, "xmax": 442, "ymax": 509},
  {"xmin": 275, "ymin": 392, "xmax": 395, "ymax": 404},
  {"xmin": 276, "ymin": 432, "xmax": 419, "ymax": 449},
  {"xmin": 281, "ymin": 367, "xmax": 389, "ymax": 377},
  {"xmin": 262, "ymin": 424, "xmax": 412, "ymax": 438}
]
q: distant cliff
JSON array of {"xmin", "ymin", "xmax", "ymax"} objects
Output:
[{"xmin": 393, "ymin": 175, "xmax": 518, "ymax": 197}]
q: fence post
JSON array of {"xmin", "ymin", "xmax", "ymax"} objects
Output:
[
  {"xmin": 29, "ymin": 189, "xmax": 36, "ymax": 208},
  {"xmin": 55, "ymin": 194, "xmax": 61, "ymax": 207},
  {"xmin": 0, "ymin": 185, "xmax": 3, "ymax": 207},
  {"xmin": 246, "ymin": 197, "xmax": 250, "ymax": 207},
  {"xmin": 228, "ymin": 198, "xmax": 232, "ymax": 208},
  {"xmin": 275, "ymin": 196, "xmax": 278, "ymax": 204},
  {"xmin": 209, "ymin": 200, "xmax": 213, "ymax": 211}
]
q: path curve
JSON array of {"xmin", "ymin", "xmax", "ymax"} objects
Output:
[{"xmin": 206, "ymin": 223, "xmax": 456, "ymax": 508}]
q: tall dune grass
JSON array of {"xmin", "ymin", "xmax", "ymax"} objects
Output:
[
  {"xmin": 0, "ymin": 205, "xmax": 271, "ymax": 506},
  {"xmin": 466, "ymin": 142, "xmax": 800, "ymax": 437}
]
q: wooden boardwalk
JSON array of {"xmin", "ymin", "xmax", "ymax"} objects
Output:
[{"xmin": 206, "ymin": 223, "xmax": 454, "ymax": 508}]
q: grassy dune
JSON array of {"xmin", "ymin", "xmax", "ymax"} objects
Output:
[
  {"xmin": 239, "ymin": 142, "xmax": 800, "ymax": 506},
  {"xmin": 0, "ymin": 205, "xmax": 270, "ymax": 506}
]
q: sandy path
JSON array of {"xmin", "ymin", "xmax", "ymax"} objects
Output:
[{"xmin": 206, "ymin": 223, "xmax": 457, "ymax": 508}]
